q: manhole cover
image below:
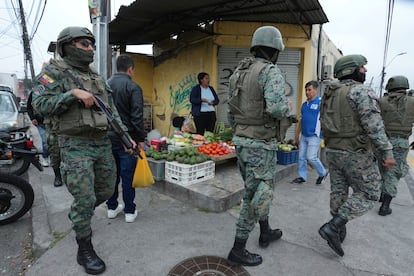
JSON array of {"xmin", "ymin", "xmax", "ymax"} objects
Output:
[{"xmin": 168, "ymin": 255, "xmax": 250, "ymax": 276}]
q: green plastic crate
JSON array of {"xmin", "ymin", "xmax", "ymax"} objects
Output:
[{"xmin": 147, "ymin": 158, "xmax": 165, "ymax": 181}]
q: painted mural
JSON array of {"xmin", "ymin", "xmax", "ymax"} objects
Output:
[{"xmin": 153, "ymin": 74, "xmax": 198, "ymax": 137}]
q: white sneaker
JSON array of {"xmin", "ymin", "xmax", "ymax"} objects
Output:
[
  {"xmin": 107, "ymin": 203, "xmax": 124, "ymax": 219},
  {"xmin": 125, "ymin": 210, "xmax": 138, "ymax": 223},
  {"xmin": 40, "ymin": 156, "xmax": 49, "ymax": 167}
]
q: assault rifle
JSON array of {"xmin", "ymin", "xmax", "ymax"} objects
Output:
[
  {"xmin": 94, "ymin": 96, "xmax": 142, "ymax": 159},
  {"xmin": 64, "ymin": 69, "xmax": 142, "ymax": 159}
]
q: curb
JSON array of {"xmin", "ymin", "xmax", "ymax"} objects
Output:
[{"xmin": 29, "ymin": 166, "xmax": 54, "ymax": 258}]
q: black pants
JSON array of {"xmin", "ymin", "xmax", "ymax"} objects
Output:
[{"xmin": 194, "ymin": 111, "xmax": 216, "ymax": 135}]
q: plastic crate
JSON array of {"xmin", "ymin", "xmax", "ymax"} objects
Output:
[
  {"xmin": 276, "ymin": 150, "xmax": 299, "ymax": 165},
  {"xmin": 147, "ymin": 158, "xmax": 165, "ymax": 181},
  {"xmin": 165, "ymin": 161, "xmax": 215, "ymax": 187}
]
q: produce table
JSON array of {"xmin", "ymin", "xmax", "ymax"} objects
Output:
[{"xmin": 210, "ymin": 152, "xmax": 237, "ymax": 164}]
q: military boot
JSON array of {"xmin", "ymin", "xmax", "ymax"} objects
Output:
[
  {"xmin": 330, "ymin": 212, "xmax": 346, "ymax": 243},
  {"xmin": 378, "ymin": 193, "xmax": 393, "ymax": 216},
  {"xmin": 76, "ymin": 234, "xmax": 106, "ymax": 275},
  {"xmin": 379, "ymin": 192, "xmax": 384, "ymax": 202},
  {"xmin": 258, "ymin": 218, "xmax": 283, "ymax": 248},
  {"xmin": 53, "ymin": 168, "xmax": 63, "ymax": 187},
  {"xmin": 227, "ymin": 237, "xmax": 262, "ymax": 266},
  {"xmin": 339, "ymin": 224, "xmax": 347, "ymax": 243},
  {"xmin": 319, "ymin": 215, "xmax": 347, "ymax": 256}
]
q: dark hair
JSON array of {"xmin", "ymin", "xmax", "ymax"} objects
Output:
[
  {"xmin": 305, "ymin": 80, "xmax": 319, "ymax": 89},
  {"xmin": 197, "ymin": 72, "xmax": 209, "ymax": 84},
  {"xmin": 172, "ymin": 116, "xmax": 185, "ymax": 128},
  {"xmin": 116, "ymin": 54, "xmax": 134, "ymax": 72}
]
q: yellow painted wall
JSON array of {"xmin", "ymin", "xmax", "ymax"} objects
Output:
[
  {"xmin": 214, "ymin": 21, "xmax": 314, "ymax": 117},
  {"xmin": 129, "ymin": 21, "xmax": 337, "ymax": 137},
  {"xmin": 128, "ymin": 53, "xmax": 154, "ymax": 103},
  {"xmin": 152, "ymin": 40, "xmax": 216, "ymax": 137}
]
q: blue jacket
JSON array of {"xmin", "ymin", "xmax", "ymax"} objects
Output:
[{"xmin": 189, "ymin": 84, "xmax": 220, "ymax": 116}]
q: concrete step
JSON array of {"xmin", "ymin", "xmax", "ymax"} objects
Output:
[{"xmin": 152, "ymin": 160, "xmax": 297, "ymax": 212}]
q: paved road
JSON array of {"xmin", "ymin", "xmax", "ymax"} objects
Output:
[
  {"xmin": 0, "ymin": 124, "xmax": 42, "ymax": 275},
  {"xmin": 0, "ymin": 172, "xmax": 33, "ymax": 276}
]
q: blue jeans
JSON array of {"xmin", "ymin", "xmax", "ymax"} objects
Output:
[
  {"xmin": 37, "ymin": 125, "xmax": 48, "ymax": 158},
  {"xmin": 298, "ymin": 135, "xmax": 327, "ymax": 180},
  {"xmin": 106, "ymin": 144, "xmax": 137, "ymax": 214}
]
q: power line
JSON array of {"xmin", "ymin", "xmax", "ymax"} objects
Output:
[
  {"xmin": 17, "ymin": 0, "xmax": 36, "ymax": 80},
  {"xmin": 30, "ymin": 0, "xmax": 47, "ymax": 40},
  {"xmin": 379, "ymin": 0, "xmax": 395, "ymax": 97}
]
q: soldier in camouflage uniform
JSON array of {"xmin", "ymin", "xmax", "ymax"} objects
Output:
[
  {"xmin": 44, "ymin": 117, "xmax": 63, "ymax": 187},
  {"xmin": 32, "ymin": 27, "xmax": 132, "ymax": 275},
  {"xmin": 377, "ymin": 76, "xmax": 414, "ymax": 216},
  {"xmin": 227, "ymin": 26, "xmax": 291, "ymax": 266},
  {"xmin": 319, "ymin": 55, "xmax": 396, "ymax": 257}
]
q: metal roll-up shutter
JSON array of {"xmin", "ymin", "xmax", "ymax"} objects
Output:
[{"xmin": 217, "ymin": 47, "xmax": 301, "ymax": 141}]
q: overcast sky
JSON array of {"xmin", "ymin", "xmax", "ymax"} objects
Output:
[{"xmin": 0, "ymin": 0, "xmax": 413, "ymax": 95}]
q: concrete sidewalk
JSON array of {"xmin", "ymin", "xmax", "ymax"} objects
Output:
[{"xmin": 26, "ymin": 163, "xmax": 414, "ymax": 276}]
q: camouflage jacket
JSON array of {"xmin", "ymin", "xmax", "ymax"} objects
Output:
[
  {"xmin": 229, "ymin": 57, "xmax": 291, "ymax": 148},
  {"xmin": 341, "ymin": 80, "xmax": 393, "ymax": 158},
  {"xmin": 31, "ymin": 58, "xmax": 126, "ymax": 139}
]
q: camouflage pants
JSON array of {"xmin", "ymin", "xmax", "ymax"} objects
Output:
[
  {"xmin": 327, "ymin": 150, "xmax": 381, "ymax": 221},
  {"xmin": 235, "ymin": 146, "xmax": 277, "ymax": 240},
  {"xmin": 46, "ymin": 130, "xmax": 61, "ymax": 171},
  {"xmin": 59, "ymin": 136, "xmax": 116, "ymax": 239},
  {"xmin": 379, "ymin": 146, "xmax": 409, "ymax": 197}
]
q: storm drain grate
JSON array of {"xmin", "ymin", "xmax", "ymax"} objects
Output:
[{"xmin": 168, "ymin": 255, "xmax": 250, "ymax": 276}]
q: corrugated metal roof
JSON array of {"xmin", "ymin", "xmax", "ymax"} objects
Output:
[{"xmin": 109, "ymin": 0, "xmax": 328, "ymax": 45}]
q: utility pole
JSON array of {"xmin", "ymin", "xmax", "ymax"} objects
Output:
[
  {"xmin": 90, "ymin": 0, "xmax": 111, "ymax": 79},
  {"xmin": 17, "ymin": 0, "xmax": 36, "ymax": 81}
]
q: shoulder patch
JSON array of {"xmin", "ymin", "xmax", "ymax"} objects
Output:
[
  {"xmin": 37, "ymin": 85, "xmax": 45, "ymax": 94},
  {"xmin": 38, "ymin": 74, "xmax": 55, "ymax": 86},
  {"xmin": 33, "ymin": 84, "xmax": 45, "ymax": 96},
  {"xmin": 33, "ymin": 85, "xmax": 45, "ymax": 96}
]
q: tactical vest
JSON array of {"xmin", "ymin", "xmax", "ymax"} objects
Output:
[
  {"xmin": 320, "ymin": 80, "xmax": 370, "ymax": 152},
  {"xmin": 48, "ymin": 59, "xmax": 109, "ymax": 136},
  {"xmin": 380, "ymin": 91, "xmax": 414, "ymax": 138},
  {"xmin": 228, "ymin": 57, "xmax": 278, "ymax": 141}
]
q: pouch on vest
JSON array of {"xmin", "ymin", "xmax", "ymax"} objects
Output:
[{"xmin": 321, "ymin": 82, "xmax": 359, "ymax": 138}]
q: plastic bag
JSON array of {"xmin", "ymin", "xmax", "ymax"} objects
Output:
[
  {"xmin": 132, "ymin": 150, "xmax": 155, "ymax": 188},
  {"xmin": 182, "ymin": 113, "xmax": 197, "ymax": 133}
]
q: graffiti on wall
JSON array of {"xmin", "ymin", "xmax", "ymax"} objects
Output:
[
  {"xmin": 169, "ymin": 74, "xmax": 197, "ymax": 114},
  {"xmin": 153, "ymin": 74, "xmax": 197, "ymax": 123}
]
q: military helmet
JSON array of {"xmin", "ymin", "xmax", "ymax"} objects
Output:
[
  {"xmin": 385, "ymin": 75, "xmax": 409, "ymax": 91},
  {"xmin": 250, "ymin": 26, "xmax": 284, "ymax": 52},
  {"xmin": 56, "ymin": 27, "xmax": 95, "ymax": 57},
  {"xmin": 334, "ymin": 55, "xmax": 367, "ymax": 79}
]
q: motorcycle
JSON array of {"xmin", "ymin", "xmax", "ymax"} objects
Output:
[
  {"xmin": 0, "ymin": 126, "xmax": 43, "ymax": 175},
  {"xmin": 0, "ymin": 172, "xmax": 34, "ymax": 225}
]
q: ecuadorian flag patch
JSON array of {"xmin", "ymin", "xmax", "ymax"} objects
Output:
[{"xmin": 38, "ymin": 74, "xmax": 55, "ymax": 86}]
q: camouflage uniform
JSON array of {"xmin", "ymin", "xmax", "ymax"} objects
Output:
[
  {"xmin": 44, "ymin": 118, "xmax": 61, "ymax": 172},
  {"xmin": 378, "ymin": 89, "xmax": 414, "ymax": 197},
  {"xmin": 229, "ymin": 57, "xmax": 290, "ymax": 239},
  {"xmin": 323, "ymin": 80, "xmax": 393, "ymax": 220},
  {"xmin": 378, "ymin": 137, "xmax": 409, "ymax": 197},
  {"xmin": 32, "ymin": 58, "xmax": 125, "ymax": 239},
  {"xmin": 46, "ymin": 127, "xmax": 61, "ymax": 171}
]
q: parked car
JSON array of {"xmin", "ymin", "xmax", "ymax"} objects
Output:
[{"xmin": 0, "ymin": 90, "xmax": 29, "ymax": 130}]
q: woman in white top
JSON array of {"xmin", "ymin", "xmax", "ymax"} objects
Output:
[{"xmin": 189, "ymin": 72, "xmax": 220, "ymax": 135}]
